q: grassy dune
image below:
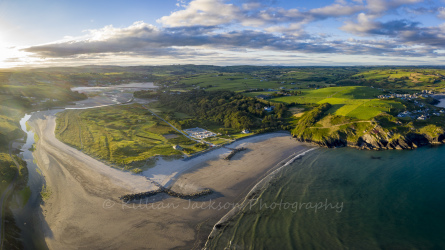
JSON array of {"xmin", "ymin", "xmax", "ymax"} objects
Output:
[{"xmin": 55, "ymin": 104, "xmax": 206, "ymax": 170}]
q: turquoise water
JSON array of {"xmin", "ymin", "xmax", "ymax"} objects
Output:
[{"xmin": 208, "ymin": 146, "xmax": 445, "ymax": 249}]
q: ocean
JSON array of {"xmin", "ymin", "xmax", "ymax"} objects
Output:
[{"xmin": 207, "ymin": 146, "xmax": 445, "ymax": 249}]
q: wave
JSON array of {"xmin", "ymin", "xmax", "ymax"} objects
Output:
[{"xmin": 203, "ymin": 147, "xmax": 317, "ymax": 248}]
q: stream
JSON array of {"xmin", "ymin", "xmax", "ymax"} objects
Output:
[
  {"xmin": 10, "ymin": 82, "xmax": 156, "ymax": 249},
  {"xmin": 12, "ymin": 114, "xmax": 48, "ymax": 249}
]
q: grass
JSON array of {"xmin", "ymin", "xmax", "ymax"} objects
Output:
[
  {"xmin": 352, "ymin": 69, "xmax": 445, "ymax": 90},
  {"xmin": 40, "ymin": 184, "xmax": 52, "ymax": 202},
  {"xmin": 170, "ymin": 71, "xmax": 333, "ymax": 92},
  {"xmin": 417, "ymin": 124, "xmax": 444, "ymax": 138},
  {"xmin": 0, "ymin": 153, "xmax": 18, "ymax": 193},
  {"xmin": 204, "ymin": 137, "xmax": 231, "ymax": 145},
  {"xmin": 228, "ymin": 132, "xmax": 255, "ymax": 140},
  {"xmin": 55, "ymin": 103, "xmax": 209, "ymax": 170},
  {"xmin": 269, "ymin": 86, "xmax": 404, "ymax": 120}
]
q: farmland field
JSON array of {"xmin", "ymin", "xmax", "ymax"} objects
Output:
[
  {"xmin": 170, "ymin": 71, "xmax": 334, "ymax": 91},
  {"xmin": 268, "ymin": 86, "xmax": 403, "ymax": 120},
  {"xmin": 351, "ymin": 69, "xmax": 445, "ymax": 89}
]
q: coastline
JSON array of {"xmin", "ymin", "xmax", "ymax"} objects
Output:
[
  {"xmin": 28, "ymin": 109, "xmax": 313, "ymax": 249},
  {"xmin": 295, "ymin": 136, "xmax": 445, "ymax": 151},
  {"xmin": 433, "ymin": 94, "xmax": 445, "ymax": 108},
  {"xmin": 203, "ymin": 147, "xmax": 317, "ymax": 248}
]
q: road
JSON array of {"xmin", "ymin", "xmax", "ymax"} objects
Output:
[
  {"xmin": 0, "ymin": 142, "xmax": 21, "ymax": 249},
  {"xmin": 141, "ymin": 105, "xmax": 215, "ymax": 146}
]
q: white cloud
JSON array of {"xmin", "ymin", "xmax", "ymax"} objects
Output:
[
  {"xmin": 242, "ymin": 2, "xmax": 262, "ymax": 10},
  {"xmin": 16, "ymin": 0, "xmax": 445, "ymax": 66},
  {"xmin": 265, "ymin": 23, "xmax": 305, "ymax": 36},
  {"xmin": 438, "ymin": 7, "xmax": 445, "ymax": 19},
  {"xmin": 341, "ymin": 13, "xmax": 380, "ymax": 35},
  {"xmin": 309, "ymin": 3, "xmax": 365, "ymax": 17},
  {"xmin": 366, "ymin": 0, "xmax": 423, "ymax": 13},
  {"xmin": 157, "ymin": 0, "xmax": 240, "ymax": 27},
  {"xmin": 158, "ymin": 0, "xmax": 365, "ymax": 29}
]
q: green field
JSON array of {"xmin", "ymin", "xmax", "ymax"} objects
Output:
[
  {"xmin": 173, "ymin": 73, "xmax": 295, "ymax": 91},
  {"xmin": 2, "ymin": 65, "xmax": 445, "ymax": 179},
  {"xmin": 165, "ymin": 68, "xmax": 350, "ymax": 92},
  {"xmin": 267, "ymin": 86, "xmax": 404, "ymax": 120},
  {"xmin": 350, "ymin": 69, "xmax": 445, "ymax": 89},
  {"xmin": 55, "ymin": 104, "xmax": 209, "ymax": 170}
]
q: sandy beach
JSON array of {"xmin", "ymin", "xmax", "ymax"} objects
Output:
[{"xmin": 29, "ymin": 109, "xmax": 313, "ymax": 249}]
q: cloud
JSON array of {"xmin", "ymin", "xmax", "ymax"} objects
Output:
[
  {"xmin": 21, "ymin": 0, "xmax": 445, "ymax": 65},
  {"xmin": 23, "ymin": 21, "xmax": 338, "ymax": 57},
  {"xmin": 158, "ymin": 0, "xmax": 240, "ymax": 27},
  {"xmin": 309, "ymin": 2, "xmax": 365, "ymax": 18},
  {"xmin": 341, "ymin": 12, "xmax": 445, "ymax": 50},
  {"xmin": 341, "ymin": 14, "xmax": 420, "ymax": 36},
  {"xmin": 366, "ymin": 0, "xmax": 424, "ymax": 13},
  {"xmin": 158, "ymin": 0, "xmax": 365, "ymax": 29},
  {"xmin": 2, "ymin": 57, "xmax": 22, "ymax": 63},
  {"xmin": 402, "ymin": 6, "xmax": 437, "ymax": 15},
  {"xmin": 23, "ymin": 18, "xmax": 443, "ymax": 61},
  {"xmin": 438, "ymin": 7, "xmax": 445, "ymax": 19},
  {"xmin": 397, "ymin": 24, "xmax": 445, "ymax": 47}
]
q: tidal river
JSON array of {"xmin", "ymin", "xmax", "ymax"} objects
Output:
[
  {"xmin": 11, "ymin": 82, "xmax": 156, "ymax": 249},
  {"xmin": 11, "ymin": 114, "xmax": 48, "ymax": 249}
]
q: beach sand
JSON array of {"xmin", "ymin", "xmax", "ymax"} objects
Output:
[{"xmin": 30, "ymin": 110, "xmax": 313, "ymax": 249}]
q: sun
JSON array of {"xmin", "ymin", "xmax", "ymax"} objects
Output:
[
  {"xmin": 0, "ymin": 44, "xmax": 15, "ymax": 68},
  {"xmin": 0, "ymin": 43, "xmax": 29, "ymax": 68}
]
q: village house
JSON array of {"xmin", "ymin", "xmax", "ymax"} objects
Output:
[
  {"xmin": 264, "ymin": 106, "xmax": 275, "ymax": 111},
  {"xmin": 256, "ymin": 94, "xmax": 271, "ymax": 100}
]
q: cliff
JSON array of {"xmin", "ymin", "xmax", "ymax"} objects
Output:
[
  {"xmin": 294, "ymin": 125, "xmax": 445, "ymax": 150},
  {"xmin": 292, "ymin": 108, "xmax": 445, "ymax": 150}
]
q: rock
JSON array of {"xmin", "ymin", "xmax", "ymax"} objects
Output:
[{"xmin": 295, "ymin": 130, "xmax": 445, "ymax": 151}]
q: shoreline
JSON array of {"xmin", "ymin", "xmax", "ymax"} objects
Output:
[
  {"xmin": 28, "ymin": 109, "xmax": 313, "ymax": 249},
  {"xmin": 20, "ymin": 84, "xmax": 444, "ymax": 248},
  {"xmin": 203, "ymin": 147, "xmax": 317, "ymax": 248}
]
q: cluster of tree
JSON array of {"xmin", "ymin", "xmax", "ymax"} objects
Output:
[
  {"xmin": 289, "ymin": 90, "xmax": 304, "ymax": 95},
  {"xmin": 270, "ymin": 90, "xmax": 304, "ymax": 97},
  {"xmin": 307, "ymin": 84, "xmax": 326, "ymax": 89},
  {"xmin": 239, "ymin": 88, "xmax": 266, "ymax": 93},
  {"xmin": 157, "ymin": 90, "xmax": 288, "ymax": 130},
  {"xmin": 133, "ymin": 90, "xmax": 159, "ymax": 99}
]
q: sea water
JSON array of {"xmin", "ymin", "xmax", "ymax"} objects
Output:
[{"xmin": 208, "ymin": 146, "xmax": 445, "ymax": 249}]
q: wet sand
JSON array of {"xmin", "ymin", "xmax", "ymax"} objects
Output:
[{"xmin": 30, "ymin": 110, "xmax": 313, "ymax": 249}]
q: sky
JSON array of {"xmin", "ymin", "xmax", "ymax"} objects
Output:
[{"xmin": 1, "ymin": 0, "xmax": 445, "ymax": 68}]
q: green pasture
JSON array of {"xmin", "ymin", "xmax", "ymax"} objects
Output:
[
  {"xmin": 352, "ymin": 69, "xmax": 445, "ymax": 89},
  {"xmin": 270, "ymin": 86, "xmax": 403, "ymax": 120},
  {"xmin": 175, "ymin": 72, "xmax": 330, "ymax": 91}
]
